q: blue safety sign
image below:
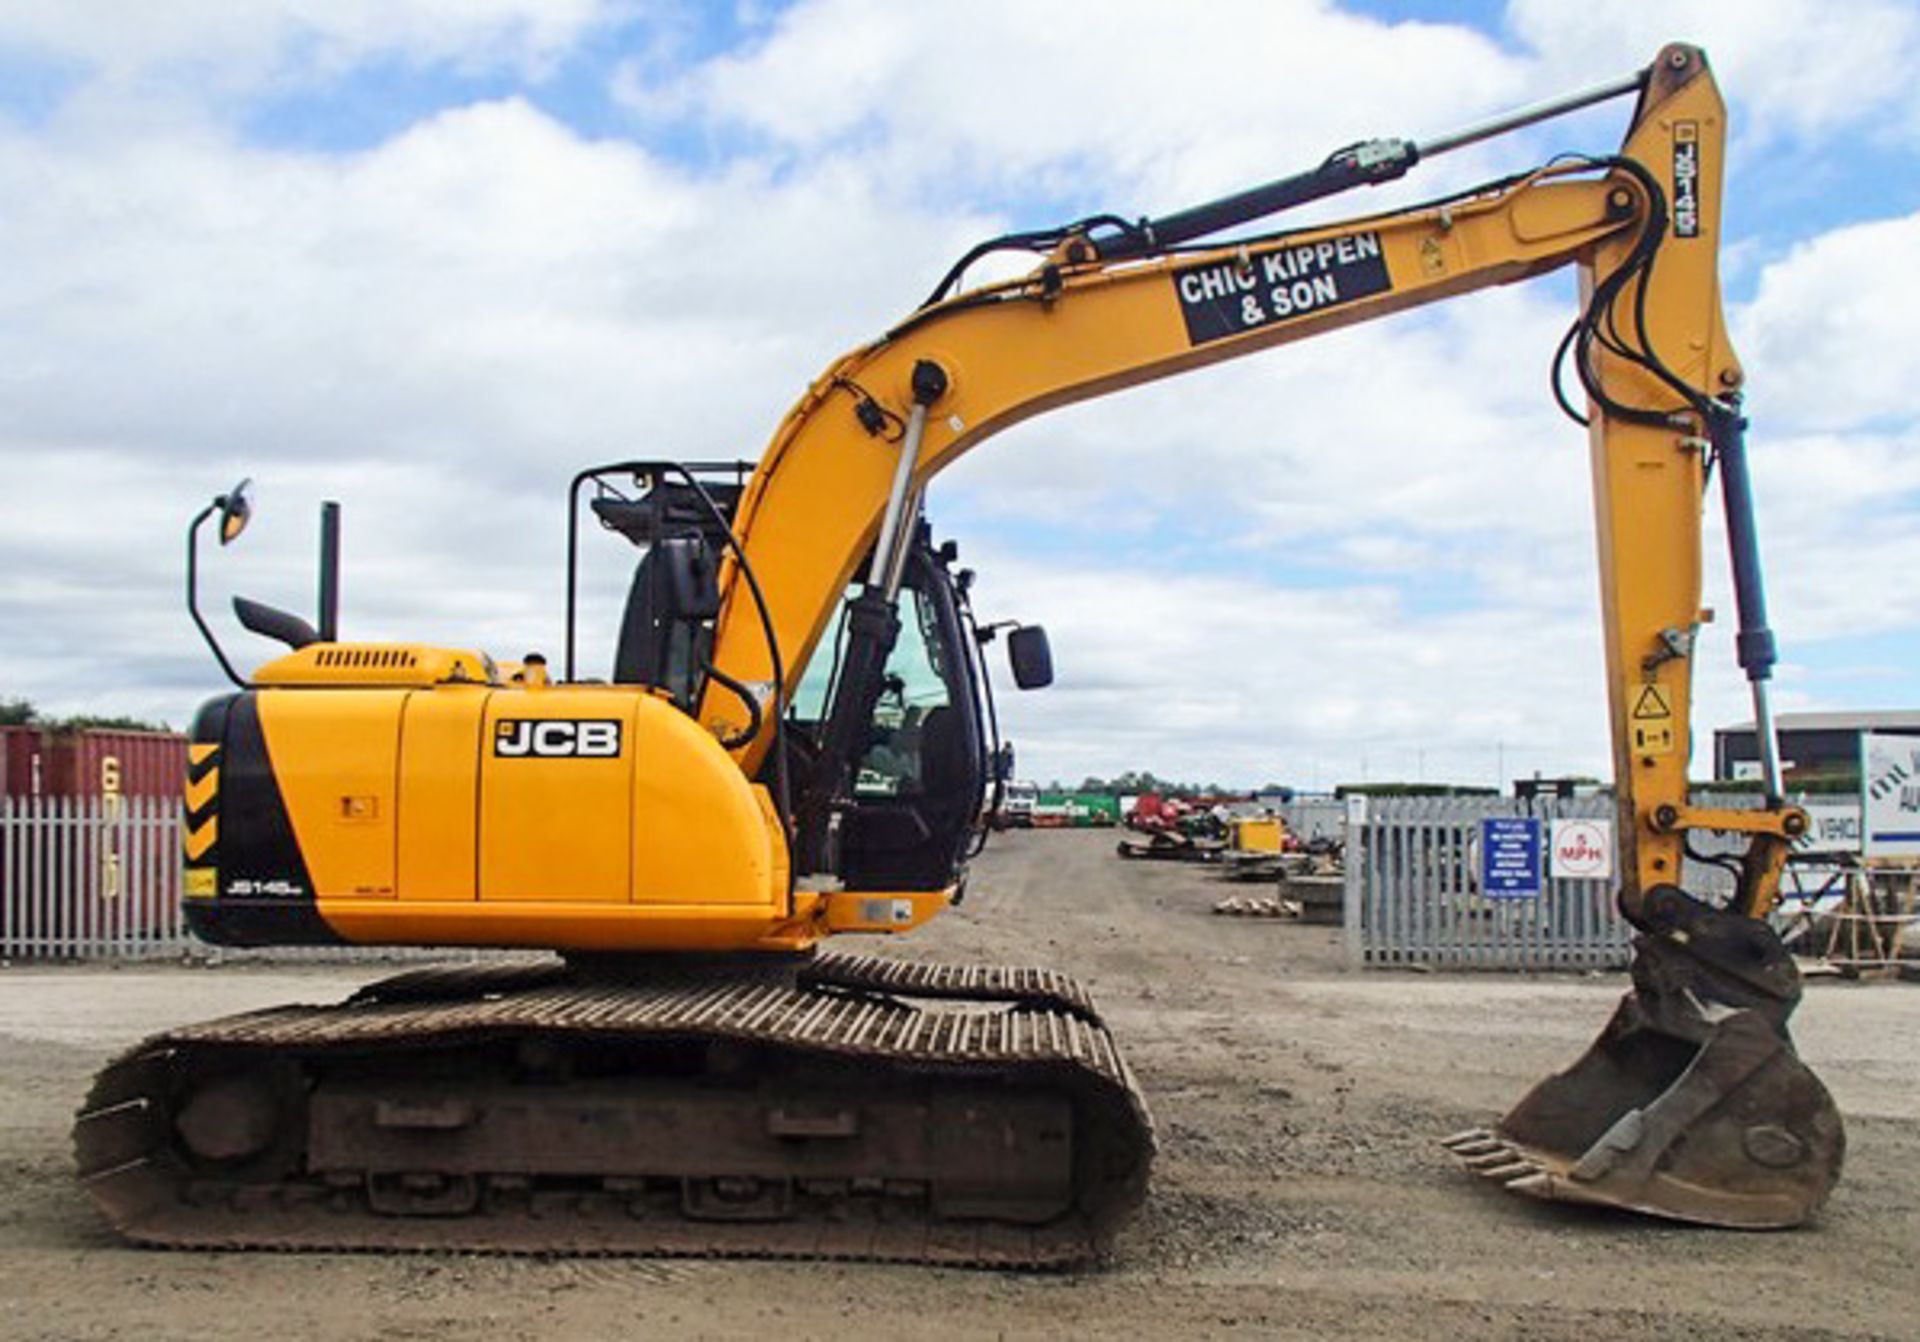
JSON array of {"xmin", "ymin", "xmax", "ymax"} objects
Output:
[{"xmin": 1480, "ymin": 817, "xmax": 1543, "ymax": 898}]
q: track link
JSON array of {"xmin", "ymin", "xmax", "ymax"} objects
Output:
[
  {"xmin": 801, "ymin": 951, "xmax": 1104, "ymax": 1022},
  {"xmin": 75, "ymin": 955, "xmax": 1154, "ymax": 1268}
]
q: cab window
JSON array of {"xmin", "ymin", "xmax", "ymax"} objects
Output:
[
  {"xmin": 855, "ymin": 585, "xmax": 952, "ymax": 797},
  {"xmin": 788, "ymin": 584, "xmax": 952, "ymax": 797}
]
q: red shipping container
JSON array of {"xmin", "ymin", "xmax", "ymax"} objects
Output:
[
  {"xmin": 0, "ymin": 726, "xmax": 43, "ymax": 798},
  {"xmin": 60, "ymin": 729, "xmax": 186, "ymax": 799},
  {"xmin": 0, "ymin": 726, "xmax": 186, "ymax": 798},
  {"xmin": 3, "ymin": 726, "xmax": 189, "ymax": 951}
]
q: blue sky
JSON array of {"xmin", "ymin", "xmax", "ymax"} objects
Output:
[{"xmin": 1, "ymin": 0, "xmax": 1917, "ymax": 789}]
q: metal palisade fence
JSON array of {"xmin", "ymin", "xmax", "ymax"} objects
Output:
[
  {"xmin": 1340, "ymin": 791, "xmax": 1776, "ymax": 971},
  {"xmin": 0, "ymin": 795, "xmax": 477, "ymax": 964},
  {"xmin": 4, "ymin": 790, "xmax": 1789, "ymax": 969},
  {"xmin": 1343, "ymin": 794, "xmax": 1627, "ymax": 971},
  {"xmin": 1, "ymin": 795, "xmax": 184, "ymax": 959}
]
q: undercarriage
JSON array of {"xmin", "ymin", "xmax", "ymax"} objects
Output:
[{"xmin": 75, "ymin": 953, "xmax": 1154, "ymax": 1267}]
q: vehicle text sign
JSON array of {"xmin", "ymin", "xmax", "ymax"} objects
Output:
[
  {"xmin": 1863, "ymin": 732, "xmax": 1920, "ymax": 858},
  {"xmin": 1174, "ymin": 231, "xmax": 1391, "ymax": 345},
  {"xmin": 1481, "ymin": 817, "xmax": 1543, "ymax": 898},
  {"xmin": 1795, "ymin": 800, "xmax": 1862, "ymax": 856}
]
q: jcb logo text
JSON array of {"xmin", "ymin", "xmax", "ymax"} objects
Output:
[{"xmin": 493, "ymin": 719, "xmax": 622, "ymax": 758}]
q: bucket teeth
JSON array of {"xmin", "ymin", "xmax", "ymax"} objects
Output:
[
  {"xmin": 1478, "ymin": 1159, "xmax": 1540, "ymax": 1181},
  {"xmin": 1440, "ymin": 1130, "xmax": 1543, "ymax": 1184},
  {"xmin": 1503, "ymin": 1172, "xmax": 1555, "ymax": 1198}
]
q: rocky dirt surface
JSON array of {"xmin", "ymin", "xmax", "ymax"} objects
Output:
[{"xmin": 2, "ymin": 828, "xmax": 1915, "ymax": 1340}]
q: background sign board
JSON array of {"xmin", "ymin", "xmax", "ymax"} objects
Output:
[
  {"xmin": 1549, "ymin": 818, "xmax": 1613, "ymax": 880},
  {"xmin": 1480, "ymin": 817, "xmax": 1543, "ymax": 898},
  {"xmin": 1795, "ymin": 800, "xmax": 1862, "ymax": 856},
  {"xmin": 1862, "ymin": 733, "xmax": 1920, "ymax": 859}
]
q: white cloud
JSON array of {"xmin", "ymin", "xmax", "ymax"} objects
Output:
[
  {"xmin": 0, "ymin": 1, "xmax": 616, "ymax": 90},
  {"xmin": 970, "ymin": 547, "xmax": 1606, "ymax": 790},
  {"xmin": 0, "ymin": 1, "xmax": 1914, "ymax": 793},
  {"xmin": 615, "ymin": 0, "xmax": 1527, "ymax": 211},
  {"xmin": 1504, "ymin": 0, "xmax": 1920, "ymax": 149},
  {"xmin": 1736, "ymin": 212, "xmax": 1920, "ymax": 432},
  {"xmin": 0, "ymin": 63, "xmax": 1024, "ymax": 731}
]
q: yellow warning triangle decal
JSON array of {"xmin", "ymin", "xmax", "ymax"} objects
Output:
[{"xmin": 1631, "ymin": 684, "xmax": 1673, "ymax": 720}]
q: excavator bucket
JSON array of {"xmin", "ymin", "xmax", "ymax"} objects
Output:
[{"xmin": 1445, "ymin": 886, "xmax": 1844, "ymax": 1228}]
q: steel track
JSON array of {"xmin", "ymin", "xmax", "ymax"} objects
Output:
[{"xmin": 75, "ymin": 954, "xmax": 1155, "ymax": 1268}]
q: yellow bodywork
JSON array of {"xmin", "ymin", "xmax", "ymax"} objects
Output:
[
  {"xmin": 234, "ymin": 653, "xmax": 938, "ymax": 951},
  {"xmin": 252, "ymin": 642, "xmax": 494, "ymax": 687}
]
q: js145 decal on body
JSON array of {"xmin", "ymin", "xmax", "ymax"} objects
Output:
[
  {"xmin": 1672, "ymin": 121, "xmax": 1700, "ymax": 237},
  {"xmin": 224, "ymin": 878, "xmax": 307, "ymax": 898}
]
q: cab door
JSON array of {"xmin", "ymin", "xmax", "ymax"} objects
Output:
[{"xmin": 838, "ymin": 554, "xmax": 987, "ymax": 890}]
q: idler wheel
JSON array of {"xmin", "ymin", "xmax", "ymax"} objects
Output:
[{"xmin": 175, "ymin": 1074, "xmax": 281, "ymax": 1163}]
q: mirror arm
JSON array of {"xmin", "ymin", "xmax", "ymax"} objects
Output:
[{"xmin": 187, "ymin": 504, "xmax": 247, "ymax": 689}]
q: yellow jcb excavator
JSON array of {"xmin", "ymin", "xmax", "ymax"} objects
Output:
[{"xmin": 76, "ymin": 43, "xmax": 1842, "ymax": 1265}]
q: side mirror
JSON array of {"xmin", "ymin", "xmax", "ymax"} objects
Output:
[
  {"xmin": 217, "ymin": 478, "xmax": 253, "ymax": 545},
  {"xmin": 1007, "ymin": 625, "xmax": 1053, "ymax": 690}
]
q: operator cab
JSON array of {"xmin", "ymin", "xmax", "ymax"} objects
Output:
[
  {"xmin": 787, "ymin": 531, "xmax": 990, "ymax": 890},
  {"xmin": 570, "ymin": 461, "xmax": 1047, "ymax": 895}
]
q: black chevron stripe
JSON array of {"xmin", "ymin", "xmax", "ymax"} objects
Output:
[{"xmin": 185, "ymin": 796, "xmax": 220, "ymax": 832}]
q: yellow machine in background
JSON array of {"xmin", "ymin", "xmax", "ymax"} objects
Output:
[
  {"xmin": 78, "ymin": 45, "xmax": 1840, "ymax": 1264},
  {"xmin": 1230, "ymin": 816, "xmax": 1286, "ymax": 856}
]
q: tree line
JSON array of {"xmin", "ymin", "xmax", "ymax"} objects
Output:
[
  {"xmin": 0, "ymin": 698, "xmax": 173, "ymax": 733},
  {"xmin": 1038, "ymin": 771, "xmax": 1292, "ymax": 799}
]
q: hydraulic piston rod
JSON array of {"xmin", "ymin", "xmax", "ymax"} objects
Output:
[
  {"xmin": 1710, "ymin": 402, "xmax": 1785, "ymax": 798},
  {"xmin": 1096, "ymin": 65, "xmax": 1646, "ymax": 260},
  {"xmin": 1415, "ymin": 69, "xmax": 1646, "ymax": 158}
]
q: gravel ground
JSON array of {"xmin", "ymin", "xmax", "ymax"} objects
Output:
[{"xmin": 2, "ymin": 828, "xmax": 1915, "ymax": 1340}]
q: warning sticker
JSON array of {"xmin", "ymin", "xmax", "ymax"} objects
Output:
[
  {"xmin": 860, "ymin": 898, "xmax": 916, "ymax": 927},
  {"xmin": 1174, "ymin": 231, "xmax": 1391, "ymax": 345},
  {"xmin": 1633, "ymin": 721, "xmax": 1677, "ymax": 756},
  {"xmin": 1631, "ymin": 684, "xmax": 1673, "ymax": 721},
  {"xmin": 1630, "ymin": 682, "xmax": 1676, "ymax": 755}
]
